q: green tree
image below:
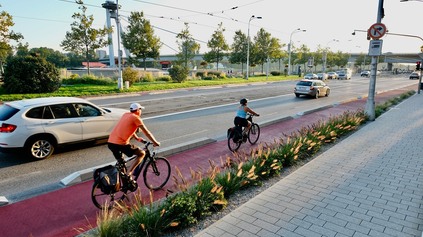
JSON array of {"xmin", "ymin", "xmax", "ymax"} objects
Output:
[
  {"xmin": 252, "ymin": 28, "xmax": 282, "ymax": 73},
  {"xmin": 60, "ymin": 0, "xmax": 111, "ymax": 75},
  {"xmin": 0, "ymin": 5, "xmax": 23, "ymax": 76},
  {"xmin": 354, "ymin": 53, "xmax": 372, "ymax": 69},
  {"xmin": 29, "ymin": 47, "xmax": 69, "ymax": 68},
  {"xmin": 229, "ymin": 30, "xmax": 248, "ymax": 74},
  {"xmin": 176, "ymin": 23, "xmax": 200, "ymax": 68},
  {"xmin": 3, "ymin": 55, "xmax": 60, "ymax": 93},
  {"xmin": 333, "ymin": 51, "xmax": 350, "ymax": 68},
  {"xmin": 203, "ymin": 23, "xmax": 229, "ymax": 71},
  {"xmin": 122, "ymin": 11, "xmax": 161, "ymax": 71},
  {"xmin": 15, "ymin": 42, "xmax": 30, "ymax": 57},
  {"xmin": 17, "ymin": 46, "xmax": 69, "ymax": 68},
  {"xmin": 295, "ymin": 44, "xmax": 311, "ymax": 72},
  {"xmin": 66, "ymin": 52, "xmax": 85, "ymax": 68}
]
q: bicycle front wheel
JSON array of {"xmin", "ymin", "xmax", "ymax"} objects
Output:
[
  {"xmin": 248, "ymin": 123, "xmax": 260, "ymax": 144},
  {"xmin": 143, "ymin": 157, "xmax": 171, "ymax": 190},
  {"xmin": 91, "ymin": 180, "xmax": 127, "ymax": 210}
]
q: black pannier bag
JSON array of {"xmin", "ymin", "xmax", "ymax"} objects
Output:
[{"xmin": 93, "ymin": 165, "xmax": 121, "ymax": 194}]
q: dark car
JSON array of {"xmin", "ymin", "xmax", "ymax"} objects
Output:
[
  {"xmin": 294, "ymin": 79, "xmax": 331, "ymax": 99},
  {"xmin": 409, "ymin": 71, "xmax": 420, "ymax": 80}
]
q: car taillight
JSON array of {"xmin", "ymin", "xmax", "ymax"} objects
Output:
[{"xmin": 0, "ymin": 123, "xmax": 17, "ymax": 133}]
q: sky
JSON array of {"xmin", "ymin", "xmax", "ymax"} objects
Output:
[{"xmin": 1, "ymin": 0, "xmax": 423, "ymax": 57}]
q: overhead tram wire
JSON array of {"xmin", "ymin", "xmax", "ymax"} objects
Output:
[{"xmin": 119, "ymin": 16, "xmax": 179, "ymax": 53}]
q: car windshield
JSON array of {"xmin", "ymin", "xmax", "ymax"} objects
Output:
[
  {"xmin": 297, "ymin": 81, "xmax": 312, "ymax": 86},
  {"xmin": 0, "ymin": 104, "xmax": 19, "ymax": 121}
]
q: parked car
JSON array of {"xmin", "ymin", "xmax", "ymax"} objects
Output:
[
  {"xmin": 0, "ymin": 97, "xmax": 128, "ymax": 159},
  {"xmin": 360, "ymin": 70, "xmax": 370, "ymax": 77},
  {"xmin": 294, "ymin": 79, "xmax": 331, "ymax": 99},
  {"xmin": 304, "ymin": 73, "xmax": 318, "ymax": 79},
  {"xmin": 327, "ymin": 72, "xmax": 338, "ymax": 79},
  {"xmin": 317, "ymin": 73, "xmax": 328, "ymax": 80},
  {"xmin": 409, "ymin": 71, "xmax": 420, "ymax": 80}
]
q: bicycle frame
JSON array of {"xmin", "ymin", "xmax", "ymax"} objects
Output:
[{"xmin": 126, "ymin": 142, "xmax": 155, "ymax": 180}]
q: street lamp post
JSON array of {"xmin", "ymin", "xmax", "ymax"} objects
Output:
[
  {"xmin": 288, "ymin": 28, "xmax": 306, "ymax": 75},
  {"xmin": 246, "ymin": 15, "xmax": 262, "ymax": 80},
  {"xmin": 116, "ymin": 0, "xmax": 123, "ymax": 90},
  {"xmin": 323, "ymin": 39, "xmax": 339, "ymax": 74}
]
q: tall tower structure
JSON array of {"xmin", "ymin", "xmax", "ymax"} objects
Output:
[{"xmin": 102, "ymin": 1, "xmax": 117, "ymax": 67}]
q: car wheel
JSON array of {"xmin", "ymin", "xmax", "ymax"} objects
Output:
[
  {"xmin": 25, "ymin": 136, "xmax": 56, "ymax": 160},
  {"xmin": 325, "ymin": 89, "xmax": 330, "ymax": 97},
  {"xmin": 295, "ymin": 93, "xmax": 300, "ymax": 98}
]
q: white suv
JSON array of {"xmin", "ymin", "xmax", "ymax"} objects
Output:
[{"xmin": 0, "ymin": 97, "xmax": 127, "ymax": 159}]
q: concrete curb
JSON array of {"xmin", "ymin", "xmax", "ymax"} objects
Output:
[
  {"xmin": 0, "ymin": 196, "xmax": 9, "ymax": 206},
  {"xmin": 60, "ymin": 137, "xmax": 216, "ymax": 186}
]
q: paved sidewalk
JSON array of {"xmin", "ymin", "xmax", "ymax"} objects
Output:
[{"xmin": 196, "ymin": 93, "xmax": 423, "ymax": 237}]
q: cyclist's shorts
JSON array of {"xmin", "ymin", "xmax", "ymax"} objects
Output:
[
  {"xmin": 108, "ymin": 143, "xmax": 139, "ymax": 162},
  {"xmin": 234, "ymin": 116, "xmax": 248, "ymax": 127}
]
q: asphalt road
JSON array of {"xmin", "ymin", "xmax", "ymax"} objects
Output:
[{"xmin": 0, "ymin": 74, "xmax": 417, "ymax": 202}]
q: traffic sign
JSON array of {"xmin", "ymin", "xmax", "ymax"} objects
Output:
[{"xmin": 368, "ymin": 23, "xmax": 387, "ymax": 40}]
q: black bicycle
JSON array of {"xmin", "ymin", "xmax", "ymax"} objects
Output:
[
  {"xmin": 91, "ymin": 141, "xmax": 171, "ymax": 209},
  {"xmin": 227, "ymin": 114, "xmax": 260, "ymax": 152}
]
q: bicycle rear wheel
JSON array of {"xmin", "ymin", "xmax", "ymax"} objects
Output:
[
  {"xmin": 228, "ymin": 129, "xmax": 242, "ymax": 152},
  {"xmin": 143, "ymin": 157, "xmax": 171, "ymax": 190},
  {"xmin": 248, "ymin": 123, "xmax": 260, "ymax": 144},
  {"xmin": 91, "ymin": 180, "xmax": 127, "ymax": 210}
]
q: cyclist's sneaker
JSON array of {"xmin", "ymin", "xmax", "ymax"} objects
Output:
[
  {"xmin": 122, "ymin": 174, "xmax": 138, "ymax": 192},
  {"xmin": 128, "ymin": 178, "xmax": 138, "ymax": 192}
]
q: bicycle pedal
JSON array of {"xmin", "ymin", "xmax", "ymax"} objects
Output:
[{"xmin": 129, "ymin": 181, "xmax": 138, "ymax": 192}]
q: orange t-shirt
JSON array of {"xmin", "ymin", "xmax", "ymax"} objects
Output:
[{"xmin": 108, "ymin": 112, "xmax": 144, "ymax": 145}]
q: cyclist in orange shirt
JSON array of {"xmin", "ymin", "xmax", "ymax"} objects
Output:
[{"xmin": 108, "ymin": 103, "xmax": 160, "ymax": 177}]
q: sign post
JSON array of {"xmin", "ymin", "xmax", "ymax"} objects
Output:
[{"xmin": 365, "ymin": 0, "xmax": 385, "ymax": 121}]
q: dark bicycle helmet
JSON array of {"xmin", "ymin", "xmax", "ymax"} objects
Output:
[{"xmin": 240, "ymin": 98, "xmax": 248, "ymax": 105}]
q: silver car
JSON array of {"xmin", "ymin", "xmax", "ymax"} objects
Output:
[
  {"xmin": 294, "ymin": 79, "xmax": 331, "ymax": 99},
  {"xmin": 304, "ymin": 73, "xmax": 318, "ymax": 79},
  {"xmin": 0, "ymin": 97, "xmax": 127, "ymax": 159}
]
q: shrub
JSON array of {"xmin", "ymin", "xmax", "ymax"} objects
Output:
[
  {"xmin": 202, "ymin": 76, "xmax": 216, "ymax": 80},
  {"xmin": 62, "ymin": 76, "xmax": 114, "ymax": 85},
  {"xmin": 140, "ymin": 72, "xmax": 154, "ymax": 82},
  {"xmin": 3, "ymin": 55, "xmax": 60, "ymax": 93},
  {"xmin": 161, "ymin": 192, "xmax": 198, "ymax": 228},
  {"xmin": 156, "ymin": 76, "xmax": 172, "ymax": 82},
  {"xmin": 169, "ymin": 65, "xmax": 189, "ymax": 83},
  {"xmin": 122, "ymin": 67, "xmax": 140, "ymax": 86},
  {"xmin": 270, "ymin": 71, "xmax": 281, "ymax": 76},
  {"xmin": 195, "ymin": 71, "xmax": 207, "ymax": 78},
  {"xmin": 207, "ymin": 71, "xmax": 225, "ymax": 78}
]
